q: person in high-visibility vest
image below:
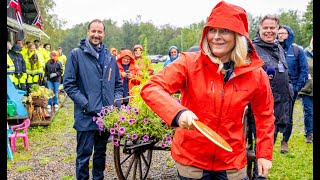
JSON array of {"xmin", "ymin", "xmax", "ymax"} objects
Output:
[
  {"xmin": 22, "ymin": 43, "xmax": 45, "ymax": 88},
  {"xmin": 57, "ymin": 47, "xmax": 67, "ymax": 84},
  {"xmin": 8, "ymin": 44, "xmax": 27, "ymax": 91},
  {"xmin": 25, "ymin": 53, "xmax": 43, "ymax": 93},
  {"xmin": 7, "ymin": 41, "xmax": 15, "ymax": 82}
]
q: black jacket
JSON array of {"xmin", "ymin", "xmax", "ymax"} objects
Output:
[
  {"xmin": 45, "ymin": 59, "xmax": 63, "ymax": 82},
  {"xmin": 252, "ymin": 36, "xmax": 294, "ymax": 126}
]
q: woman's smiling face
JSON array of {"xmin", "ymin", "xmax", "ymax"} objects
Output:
[{"xmin": 207, "ymin": 27, "xmax": 235, "ymax": 60}]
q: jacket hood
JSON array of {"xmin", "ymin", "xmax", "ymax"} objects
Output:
[
  {"xmin": 110, "ymin": 48, "xmax": 118, "ymax": 55},
  {"xmin": 167, "ymin": 46, "xmax": 179, "ymax": 56},
  {"xmin": 280, "ymin": 25, "xmax": 294, "ymax": 50},
  {"xmin": 199, "ymin": 1, "xmax": 262, "ymax": 70},
  {"xmin": 117, "ymin": 49, "xmax": 135, "ymax": 64}
]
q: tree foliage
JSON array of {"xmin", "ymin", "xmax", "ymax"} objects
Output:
[
  {"xmin": 52, "ymin": 2, "xmax": 313, "ymax": 55},
  {"xmin": 29, "ymin": 0, "xmax": 66, "ymax": 50}
]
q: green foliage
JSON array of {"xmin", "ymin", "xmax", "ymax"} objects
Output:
[
  {"xmin": 63, "ymin": 156, "xmax": 76, "ymax": 163},
  {"xmin": 278, "ymin": 10, "xmax": 304, "ymax": 46},
  {"xmin": 102, "ymin": 38, "xmax": 175, "ymax": 148},
  {"xmin": 62, "ymin": 175, "xmax": 74, "ymax": 180},
  {"xmin": 39, "ymin": 156, "xmax": 51, "ymax": 165},
  {"xmin": 15, "ymin": 165, "xmax": 33, "ymax": 172},
  {"xmin": 24, "ymin": 0, "xmax": 67, "ymax": 49},
  {"xmin": 301, "ymin": 0, "xmax": 313, "ymax": 46}
]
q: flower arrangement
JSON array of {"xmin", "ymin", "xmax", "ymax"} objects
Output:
[
  {"xmin": 95, "ymin": 38, "xmax": 176, "ymax": 148},
  {"xmin": 26, "ymin": 84, "xmax": 54, "ymax": 107}
]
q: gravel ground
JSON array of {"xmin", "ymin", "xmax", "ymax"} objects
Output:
[{"xmin": 7, "ymin": 97, "xmax": 179, "ymax": 180}]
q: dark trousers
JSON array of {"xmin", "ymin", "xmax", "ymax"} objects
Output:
[
  {"xmin": 76, "ymin": 130, "xmax": 110, "ymax": 180},
  {"xmin": 301, "ymin": 95, "xmax": 313, "ymax": 136},
  {"xmin": 281, "ymin": 92, "xmax": 297, "ymax": 142}
]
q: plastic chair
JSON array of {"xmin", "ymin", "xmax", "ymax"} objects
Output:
[
  {"xmin": 9, "ymin": 119, "xmax": 30, "ymax": 153},
  {"xmin": 7, "ymin": 129, "xmax": 14, "ymax": 161}
]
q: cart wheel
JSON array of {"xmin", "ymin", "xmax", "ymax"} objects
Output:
[{"xmin": 114, "ymin": 140, "xmax": 153, "ymax": 180}]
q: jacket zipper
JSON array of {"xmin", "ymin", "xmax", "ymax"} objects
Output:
[{"xmin": 212, "ymin": 75, "xmax": 226, "ymax": 168}]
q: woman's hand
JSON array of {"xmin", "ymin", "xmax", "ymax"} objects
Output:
[
  {"xmin": 178, "ymin": 110, "xmax": 198, "ymax": 130},
  {"xmin": 257, "ymin": 158, "xmax": 272, "ymax": 178}
]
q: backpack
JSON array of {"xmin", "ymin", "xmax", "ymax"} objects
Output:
[{"xmin": 292, "ymin": 44, "xmax": 299, "ymax": 59}]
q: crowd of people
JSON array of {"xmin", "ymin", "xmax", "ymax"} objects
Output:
[
  {"xmin": 7, "ymin": 39, "xmax": 67, "ymax": 112},
  {"xmin": 8, "ymin": 1, "xmax": 312, "ymax": 179}
]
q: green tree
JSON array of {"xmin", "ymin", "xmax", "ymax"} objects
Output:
[
  {"xmin": 278, "ymin": 10, "xmax": 304, "ymax": 46},
  {"xmin": 301, "ymin": 0, "xmax": 313, "ymax": 46},
  {"xmin": 35, "ymin": 0, "xmax": 66, "ymax": 49},
  {"xmin": 247, "ymin": 13, "xmax": 261, "ymax": 40}
]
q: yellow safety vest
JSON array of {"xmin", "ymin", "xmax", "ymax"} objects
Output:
[{"xmin": 7, "ymin": 53, "xmax": 15, "ymax": 74}]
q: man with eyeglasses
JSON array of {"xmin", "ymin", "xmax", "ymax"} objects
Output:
[{"xmin": 278, "ymin": 25, "xmax": 309, "ymax": 144}]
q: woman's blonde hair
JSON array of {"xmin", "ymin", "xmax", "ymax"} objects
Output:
[{"xmin": 208, "ymin": 33, "xmax": 251, "ymax": 74}]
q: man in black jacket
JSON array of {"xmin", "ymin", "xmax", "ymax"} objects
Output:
[
  {"xmin": 63, "ymin": 19, "xmax": 123, "ymax": 180},
  {"xmin": 8, "ymin": 44, "xmax": 27, "ymax": 91}
]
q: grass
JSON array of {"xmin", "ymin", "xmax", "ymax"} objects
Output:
[
  {"xmin": 268, "ymin": 100, "xmax": 313, "ymax": 179},
  {"xmin": 7, "ymin": 74, "xmax": 313, "ymax": 179},
  {"xmin": 152, "ymin": 62, "xmax": 164, "ymax": 73},
  {"xmin": 15, "ymin": 165, "xmax": 33, "ymax": 172}
]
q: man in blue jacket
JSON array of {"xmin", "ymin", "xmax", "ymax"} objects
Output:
[
  {"xmin": 63, "ymin": 19, "xmax": 123, "ymax": 180},
  {"xmin": 278, "ymin": 25, "xmax": 308, "ymax": 152}
]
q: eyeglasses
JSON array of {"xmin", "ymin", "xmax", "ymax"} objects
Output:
[{"xmin": 278, "ymin": 33, "xmax": 288, "ymax": 35}]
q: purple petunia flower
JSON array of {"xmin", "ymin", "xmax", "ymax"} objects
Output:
[
  {"xmin": 114, "ymin": 141, "xmax": 119, "ymax": 146},
  {"xmin": 166, "ymin": 136, "xmax": 172, "ymax": 143},
  {"xmin": 109, "ymin": 128, "xmax": 116, "ymax": 135},
  {"xmin": 120, "ymin": 105, "xmax": 126, "ymax": 111},
  {"xmin": 107, "ymin": 105, "xmax": 114, "ymax": 112},
  {"xmin": 143, "ymin": 118, "xmax": 148, "ymax": 124},
  {"xmin": 132, "ymin": 134, "xmax": 138, "ymax": 140},
  {"xmin": 114, "ymin": 123, "xmax": 118, "ymax": 128},
  {"xmin": 119, "ymin": 116, "xmax": 126, "ymax": 122},
  {"xmin": 161, "ymin": 143, "xmax": 166, "ymax": 149},
  {"xmin": 126, "ymin": 105, "xmax": 131, "ymax": 111},
  {"xmin": 110, "ymin": 135, "xmax": 114, "ymax": 142},
  {"xmin": 129, "ymin": 119, "xmax": 136, "ymax": 125},
  {"xmin": 126, "ymin": 134, "xmax": 131, "ymax": 139},
  {"xmin": 100, "ymin": 107, "xmax": 106, "ymax": 115},
  {"xmin": 143, "ymin": 135, "xmax": 149, "ymax": 142},
  {"xmin": 119, "ymin": 127, "xmax": 126, "ymax": 134},
  {"xmin": 133, "ymin": 108, "xmax": 139, "ymax": 115}
]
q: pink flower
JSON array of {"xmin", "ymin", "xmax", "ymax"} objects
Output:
[
  {"xmin": 114, "ymin": 141, "xmax": 119, "ymax": 146},
  {"xmin": 143, "ymin": 135, "xmax": 149, "ymax": 142},
  {"xmin": 119, "ymin": 127, "xmax": 126, "ymax": 134},
  {"xmin": 109, "ymin": 128, "xmax": 116, "ymax": 135},
  {"xmin": 143, "ymin": 118, "xmax": 148, "ymax": 124},
  {"xmin": 129, "ymin": 119, "xmax": 136, "ymax": 125},
  {"xmin": 114, "ymin": 123, "xmax": 118, "ymax": 128},
  {"xmin": 166, "ymin": 136, "xmax": 172, "ymax": 143},
  {"xmin": 126, "ymin": 134, "xmax": 131, "ymax": 139},
  {"xmin": 132, "ymin": 134, "xmax": 138, "ymax": 140},
  {"xmin": 119, "ymin": 116, "xmax": 126, "ymax": 122}
]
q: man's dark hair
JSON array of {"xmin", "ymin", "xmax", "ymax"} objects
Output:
[
  {"xmin": 88, "ymin": 19, "xmax": 105, "ymax": 31},
  {"xmin": 43, "ymin": 43, "xmax": 51, "ymax": 48},
  {"xmin": 26, "ymin": 41, "xmax": 30, "ymax": 45},
  {"xmin": 34, "ymin": 39, "xmax": 40, "ymax": 43},
  {"xmin": 15, "ymin": 39, "xmax": 23, "ymax": 44},
  {"xmin": 259, "ymin": 14, "xmax": 280, "ymax": 29}
]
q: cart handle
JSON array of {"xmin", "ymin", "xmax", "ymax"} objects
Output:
[{"xmin": 113, "ymin": 96, "xmax": 134, "ymax": 106}]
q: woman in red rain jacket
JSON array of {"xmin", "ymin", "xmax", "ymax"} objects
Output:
[
  {"xmin": 117, "ymin": 49, "xmax": 141, "ymax": 105},
  {"xmin": 140, "ymin": 1, "xmax": 275, "ymax": 179}
]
